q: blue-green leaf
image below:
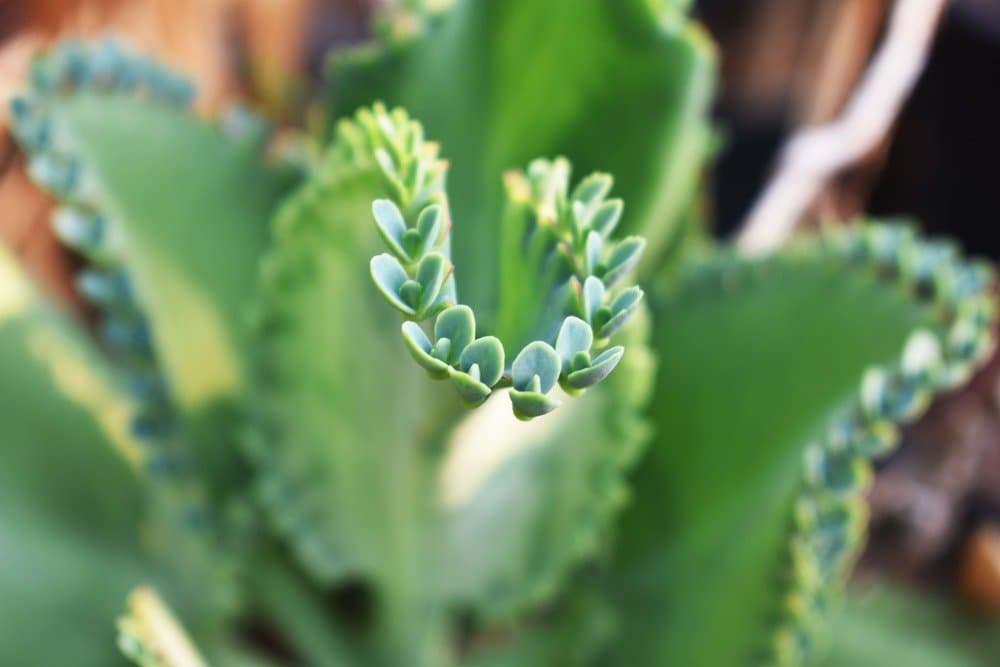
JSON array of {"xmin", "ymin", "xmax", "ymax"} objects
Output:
[
  {"xmin": 435, "ymin": 305, "xmax": 476, "ymax": 365},
  {"xmin": 566, "ymin": 346, "xmax": 625, "ymax": 390},
  {"xmin": 459, "ymin": 336, "xmax": 506, "ymax": 388},
  {"xmin": 415, "ymin": 204, "xmax": 445, "ymax": 257},
  {"xmin": 370, "ymin": 253, "xmax": 415, "ymax": 315},
  {"xmin": 372, "ymin": 198, "xmax": 409, "ymax": 259},
  {"xmin": 555, "ymin": 316, "xmax": 594, "ymax": 368},
  {"xmin": 329, "ymin": 0, "xmax": 717, "ymax": 312},
  {"xmin": 601, "ymin": 236, "xmax": 646, "ymax": 287},
  {"xmin": 415, "ymin": 252, "xmax": 450, "ymax": 315},
  {"xmin": 512, "ymin": 341, "xmax": 561, "ymax": 394},
  {"xmin": 590, "ymin": 198, "xmax": 624, "ymax": 239},
  {"xmin": 596, "ymin": 286, "xmax": 644, "ymax": 339},
  {"xmin": 401, "ymin": 321, "xmax": 450, "ymax": 377}
]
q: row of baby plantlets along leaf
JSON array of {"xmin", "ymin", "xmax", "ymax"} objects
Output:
[
  {"xmin": 8, "ymin": 40, "xmax": 212, "ymax": 529},
  {"xmin": 769, "ymin": 223, "xmax": 997, "ymax": 664},
  {"xmin": 369, "ymin": 150, "xmax": 646, "ymax": 419}
]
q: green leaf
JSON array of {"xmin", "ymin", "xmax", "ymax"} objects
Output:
[
  {"xmin": 402, "ymin": 320, "xmax": 451, "ymax": 376},
  {"xmin": 414, "ymin": 251, "xmax": 451, "ymax": 315},
  {"xmin": 371, "ymin": 253, "xmax": 416, "ymax": 314},
  {"xmin": 328, "ymin": 0, "xmax": 717, "ymax": 314},
  {"xmin": 11, "ymin": 42, "xmax": 296, "ymax": 410},
  {"xmin": 459, "ymin": 336, "xmax": 505, "ymax": 387},
  {"xmin": 566, "ymin": 346, "xmax": 625, "ymax": 390},
  {"xmin": 555, "ymin": 317, "xmax": 594, "ymax": 368},
  {"xmin": 437, "ymin": 312, "xmax": 654, "ymax": 621},
  {"xmin": 495, "ymin": 158, "xmax": 644, "ymax": 364},
  {"xmin": 0, "ymin": 246, "xmax": 191, "ymax": 666},
  {"xmin": 373, "ymin": 198, "xmax": 410, "ymax": 259},
  {"xmin": 601, "ymin": 236, "xmax": 646, "ymax": 287},
  {"xmin": 435, "ymin": 305, "xmax": 476, "ymax": 364},
  {"xmin": 819, "ymin": 587, "xmax": 1000, "ymax": 667},
  {"xmin": 415, "ymin": 204, "xmax": 446, "ymax": 257},
  {"xmin": 248, "ymin": 106, "xmax": 454, "ymax": 594},
  {"xmin": 512, "ymin": 341, "xmax": 562, "ymax": 394},
  {"xmin": 605, "ymin": 224, "xmax": 997, "ymax": 666},
  {"xmin": 510, "ymin": 341, "xmax": 563, "ymax": 418}
]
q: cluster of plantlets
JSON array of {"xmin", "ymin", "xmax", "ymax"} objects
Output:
[{"xmin": 2, "ymin": 1, "xmax": 998, "ymax": 665}]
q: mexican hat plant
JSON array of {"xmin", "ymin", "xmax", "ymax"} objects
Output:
[{"xmin": 3, "ymin": 1, "xmax": 998, "ymax": 665}]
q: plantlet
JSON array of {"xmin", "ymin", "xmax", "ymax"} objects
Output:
[{"xmin": 2, "ymin": 3, "xmax": 998, "ymax": 666}]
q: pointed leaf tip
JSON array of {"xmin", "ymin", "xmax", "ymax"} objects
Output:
[
  {"xmin": 601, "ymin": 236, "xmax": 646, "ymax": 286},
  {"xmin": 415, "ymin": 252, "xmax": 449, "ymax": 315},
  {"xmin": 566, "ymin": 345, "xmax": 625, "ymax": 390},
  {"xmin": 416, "ymin": 204, "xmax": 444, "ymax": 256},
  {"xmin": 591, "ymin": 198, "xmax": 624, "ymax": 238}
]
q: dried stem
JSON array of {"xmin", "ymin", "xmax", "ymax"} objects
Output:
[{"xmin": 737, "ymin": 0, "xmax": 948, "ymax": 253}]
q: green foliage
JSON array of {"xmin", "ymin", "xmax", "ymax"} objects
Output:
[
  {"xmin": 3, "ymin": 21, "xmax": 997, "ymax": 667},
  {"xmin": 248, "ymin": 102, "xmax": 652, "ymax": 663},
  {"xmin": 368, "ymin": 149, "xmax": 646, "ymax": 420},
  {"xmin": 328, "ymin": 0, "xmax": 716, "ymax": 314},
  {"xmin": 819, "ymin": 587, "xmax": 1000, "ymax": 666},
  {"xmin": 438, "ymin": 310, "xmax": 653, "ymax": 622},
  {"xmin": 248, "ymin": 105, "xmax": 450, "ymax": 599},
  {"xmin": 0, "ymin": 245, "xmax": 190, "ymax": 666},
  {"xmin": 606, "ymin": 224, "xmax": 995, "ymax": 665},
  {"xmin": 11, "ymin": 40, "xmax": 296, "ymax": 411}
]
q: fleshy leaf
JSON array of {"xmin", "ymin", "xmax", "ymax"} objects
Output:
[
  {"xmin": 512, "ymin": 341, "xmax": 561, "ymax": 393},
  {"xmin": 582, "ymin": 276, "xmax": 606, "ymax": 323},
  {"xmin": 596, "ymin": 286, "xmax": 644, "ymax": 339},
  {"xmin": 401, "ymin": 321, "xmax": 451, "ymax": 377},
  {"xmin": 605, "ymin": 223, "xmax": 996, "ymax": 666},
  {"xmin": 497, "ymin": 159, "xmax": 644, "ymax": 370},
  {"xmin": 415, "ymin": 204, "xmax": 445, "ymax": 257},
  {"xmin": 590, "ymin": 198, "xmax": 624, "ymax": 239},
  {"xmin": 371, "ymin": 253, "xmax": 416, "ymax": 315},
  {"xmin": 449, "ymin": 366, "xmax": 493, "ymax": 407},
  {"xmin": 555, "ymin": 316, "xmax": 594, "ymax": 369},
  {"xmin": 0, "ymin": 246, "xmax": 196, "ymax": 666},
  {"xmin": 372, "ymin": 198, "xmax": 409, "ymax": 259},
  {"xmin": 601, "ymin": 236, "xmax": 646, "ymax": 287},
  {"xmin": 509, "ymin": 389, "xmax": 562, "ymax": 421},
  {"xmin": 572, "ymin": 172, "xmax": 613, "ymax": 209},
  {"xmin": 10, "ymin": 41, "xmax": 297, "ymax": 410},
  {"xmin": 438, "ymin": 311, "xmax": 653, "ymax": 621},
  {"xmin": 459, "ymin": 336, "xmax": 505, "ymax": 388},
  {"xmin": 248, "ymin": 105, "xmax": 454, "ymax": 601},
  {"xmin": 566, "ymin": 346, "xmax": 625, "ymax": 390},
  {"xmin": 434, "ymin": 305, "xmax": 476, "ymax": 365},
  {"xmin": 328, "ymin": 0, "xmax": 717, "ymax": 313}
]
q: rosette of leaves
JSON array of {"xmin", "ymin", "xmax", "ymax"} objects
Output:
[
  {"xmin": 248, "ymin": 97, "xmax": 653, "ymax": 663},
  {"xmin": 9, "ymin": 39, "xmax": 653, "ymax": 664},
  {"xmin": 4, "ymin": 29, "xmax": 999, "ymax": 667}
]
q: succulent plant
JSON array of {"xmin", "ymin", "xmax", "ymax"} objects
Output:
[{"xmin": 2, "ymin": 2, "xmax": 997, "ymax": 666}]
